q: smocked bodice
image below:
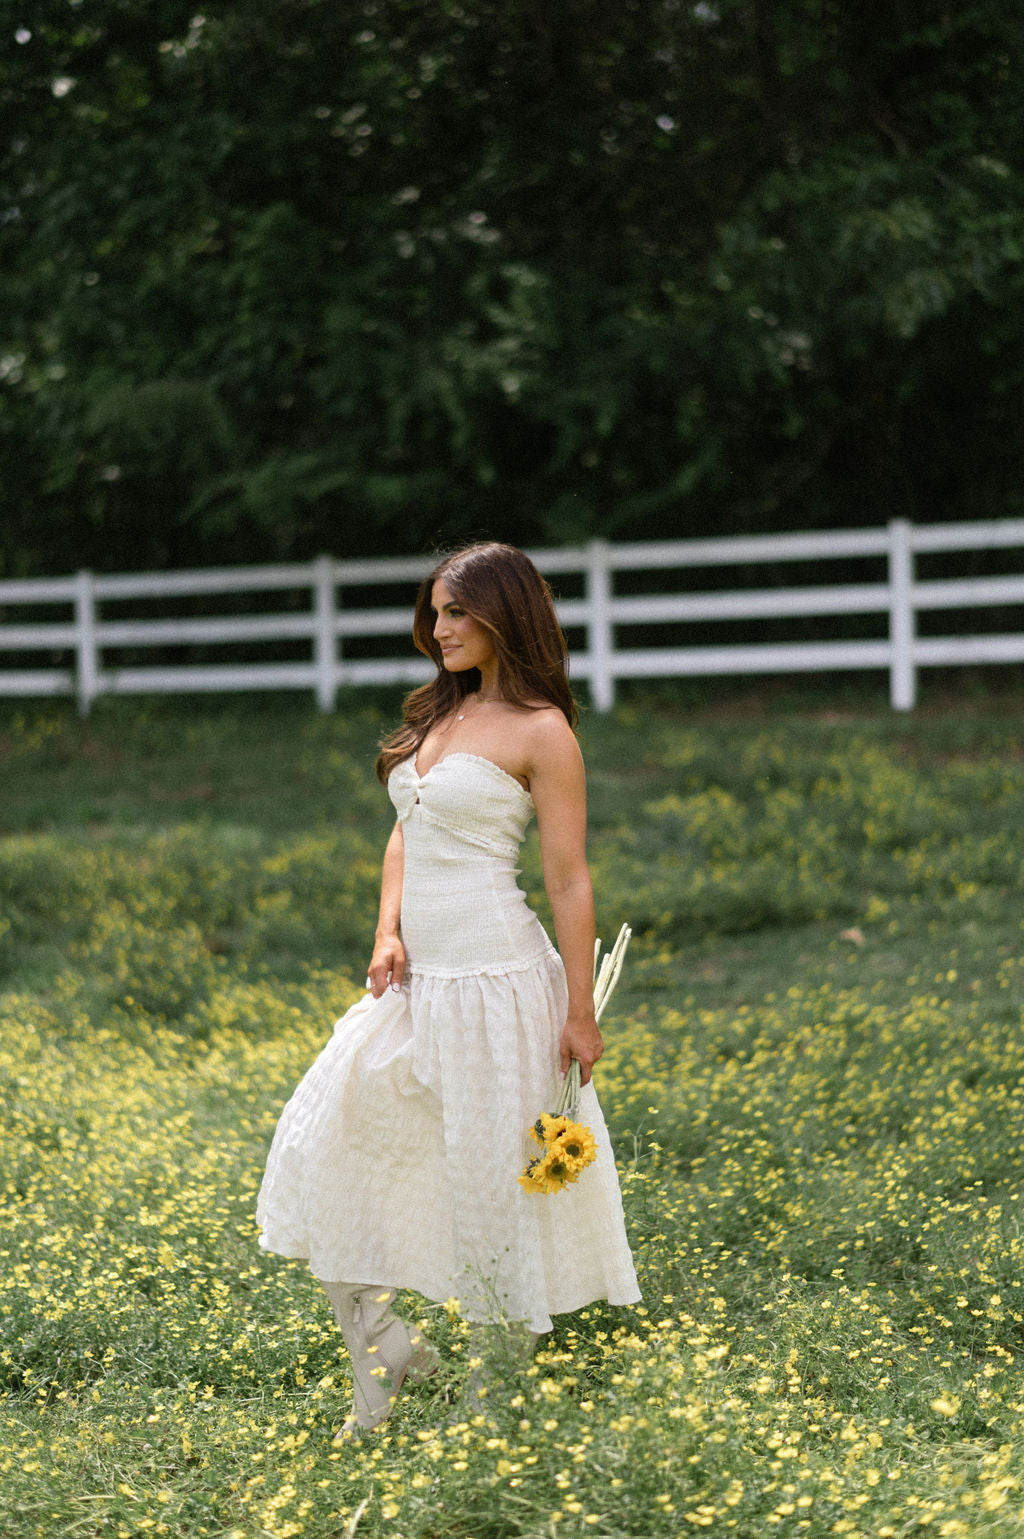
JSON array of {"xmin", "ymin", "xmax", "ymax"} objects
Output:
[
  {"xmin": 388, "ymin": 752, "xmax": 534, "ymax": 854},
  {"xmin": 387, "ymin": 752, "xmax": 549, "ymax": 976}
]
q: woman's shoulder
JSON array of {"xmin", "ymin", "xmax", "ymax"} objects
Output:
[{"xmin": 517, "ymin": 703, "xmax": 582, "ymax": 771}]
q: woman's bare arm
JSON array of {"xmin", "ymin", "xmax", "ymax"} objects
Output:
[
  {"xmin": 528, "ymin": 719, "xmax": 603, "ymax": 1084},
  {"xmin": 367, "ymin": 820, "xmax": 406, "ymax": 997}
]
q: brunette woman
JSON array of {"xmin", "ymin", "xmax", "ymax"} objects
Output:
[{"xmin": 257, "ymin": 542, "xmax": 639, "ymax": 1439}]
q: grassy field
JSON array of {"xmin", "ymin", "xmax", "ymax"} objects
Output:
[{"xmin": 2, "ymin": 685, "xmax": 1024, "ymax": 1539}]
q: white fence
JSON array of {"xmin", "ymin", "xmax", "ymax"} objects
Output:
[{"xmin": 3, "ymin": 519, "xmax": 1024, "ymax": 714}]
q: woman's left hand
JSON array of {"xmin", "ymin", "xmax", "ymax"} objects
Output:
[{"xmin": 560, "ymin": 1011, "xmax": 604, "ymax": 1086}]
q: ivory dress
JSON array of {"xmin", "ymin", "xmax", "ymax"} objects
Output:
[{"xmin": 256, "ymin": 751, "xmax": 641, "ymax": 1334}]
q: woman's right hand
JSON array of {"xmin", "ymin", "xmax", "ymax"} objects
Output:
[{"xmin": 367, "ymin": 932, "xmax": 406, "ymax": 998}]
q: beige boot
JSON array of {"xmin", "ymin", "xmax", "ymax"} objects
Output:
[{"xmin": 321, "ymin": 1282, "xmax": 439, "ymax": 1442}]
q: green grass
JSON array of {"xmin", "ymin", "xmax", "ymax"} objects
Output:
[{"xmin": 2, "ymin": 686, "xmax": 1024, "ymax": 1538}]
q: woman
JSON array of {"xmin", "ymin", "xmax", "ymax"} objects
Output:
[{"xmin": 256, "ymin": 542, "xmax": 640, "ymax": 1439}]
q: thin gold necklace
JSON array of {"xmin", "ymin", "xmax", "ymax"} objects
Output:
[{"xmin": 456, "ymin": 691, "xmax": 499, "ymax": 722}]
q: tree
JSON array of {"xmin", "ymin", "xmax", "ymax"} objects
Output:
[{"xmin": 3, "ymin": 0, "xmax": 1024, "ymax": 573}]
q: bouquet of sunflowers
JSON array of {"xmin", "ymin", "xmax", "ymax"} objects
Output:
[{"xmin": 518, "ymin": 924, "xmax": 631, "ymax": 1195}]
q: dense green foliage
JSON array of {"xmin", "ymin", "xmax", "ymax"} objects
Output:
[
  {"xmin": 4, "ymin": 3, "xmax": 1024, "ymax": 573},
  {"xmin": 3, "ymin": 693, "xmax": 1024, "ymax": 1534}
]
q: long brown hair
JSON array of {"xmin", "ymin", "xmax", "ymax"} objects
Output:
[{"xmin": 376, "ymin": 542, "xmax": 578, "ymax": 782}]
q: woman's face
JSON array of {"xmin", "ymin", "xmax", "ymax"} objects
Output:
[{"xmin": 431, "ymin": 578, "xmax": 497, "ymax": 675}]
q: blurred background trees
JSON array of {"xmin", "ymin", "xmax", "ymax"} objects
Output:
[{"xmin": 3, "ymin": 0, "xmax": 1024, "ymax": 573}]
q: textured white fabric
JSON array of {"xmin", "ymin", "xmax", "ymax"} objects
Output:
[{"xmin": 256, "ymin": 751, "xmax": 641, "ymax": 1333}]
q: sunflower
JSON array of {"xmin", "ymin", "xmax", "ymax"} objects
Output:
[
  {"xmin": 518, "ymin": 1146, "xmax": 576, "ymax": 1194},
  {"xmin": 550, "ymin": 1120, "xmax": 598, "ymax": 1172},
  {"xmin": 519, "ymin": 1117, "xmax": 598, "ymax": 1192},
  {"xmin": 517, "ymin": 1155, "xmax": 565, "ymax": 1195},
  {"xmin": 529, "ymin": 1112, "xmax": 573, "ymax": 1147}
]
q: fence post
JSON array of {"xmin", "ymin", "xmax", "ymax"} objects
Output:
[
  {"xmin": 74, "ymin": 569, "xmax": 100, "ymax": 716},
  {"xmin": 585, "ymin": 538, "xmax": 615, "ymax": 711},
  {"xmin": 888, "ymin": 519, "xmax": 915, "ymax": 710},
  {"xmin": 312, "ymin": 555, "xmax": 338, "ymax": 713}
]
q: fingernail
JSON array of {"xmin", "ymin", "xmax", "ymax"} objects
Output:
[{"xmin": 390, "ymin": 982, "xmax": 402, "ymax": 993}]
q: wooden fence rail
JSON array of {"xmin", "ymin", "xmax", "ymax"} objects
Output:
[{"xmin": 2, "ymin": 520, "xmax": 1024, "ymax": 714}]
